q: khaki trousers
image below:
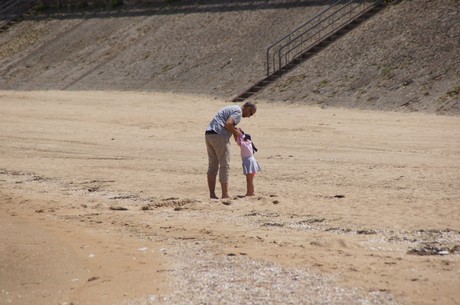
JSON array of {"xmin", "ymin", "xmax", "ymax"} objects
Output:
[{"xmin": 205, "ymin": 134, "xmax": 231, "ymax": 183}]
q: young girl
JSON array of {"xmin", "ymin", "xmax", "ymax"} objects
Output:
[{"xmin": 236, "ymin": 129, "xmax": 261, "ymax": 196}]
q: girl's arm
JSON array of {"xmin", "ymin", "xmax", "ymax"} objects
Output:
[{"xmin": 236, "ymin": 133, "xmax": 243, "ymax": 146}]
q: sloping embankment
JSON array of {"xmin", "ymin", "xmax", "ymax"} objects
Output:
[{"xmin": 0, "ymin": 0, "xmax": 458, "ymax": 114}]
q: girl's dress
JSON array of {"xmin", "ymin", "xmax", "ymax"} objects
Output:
[{"xmin": 237, "ymin": 134, "xmax": 261, "ymax": 175}]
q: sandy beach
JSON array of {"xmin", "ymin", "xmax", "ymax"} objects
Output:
[{"xmin": 0, "ymin": 90, "xmax": 459, "ymax": 305}]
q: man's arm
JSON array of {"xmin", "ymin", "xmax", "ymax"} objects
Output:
[{"xmin": 225, "ymin": 116, "xmax": 241, "ymax": 140}]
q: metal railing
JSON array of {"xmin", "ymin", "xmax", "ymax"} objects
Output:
[{"xmin": 266, "ymin": 0, "xmax": 383, "ymax": 76}]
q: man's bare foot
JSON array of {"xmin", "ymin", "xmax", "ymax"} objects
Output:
[
  {"xmin": 210, "ymin": 193, "xmax": 218, "ymax": 199},
  {"xmin": 245, "ymin": 193, "xmax": 256, "ymax": 196}
]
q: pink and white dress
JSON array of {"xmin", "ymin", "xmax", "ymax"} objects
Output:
[{"xmin": 237, "ymin": 134, "xmax": 261, "ymax": 175}]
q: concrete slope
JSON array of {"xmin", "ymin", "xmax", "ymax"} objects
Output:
[{"xmin": 0, "ymin": 0, "xmax": 458, "ymax": 114}]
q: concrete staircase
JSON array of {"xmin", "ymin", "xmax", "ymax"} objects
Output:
[
  {"xmin": 0, "ymin": 0, "xmax": 38, "ymax": 32},
  {"xmin": 231, "ymin": 0, "xmax": 387, "ymax": 103}
]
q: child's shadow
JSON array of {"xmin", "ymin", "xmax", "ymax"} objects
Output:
[{"xmin": 235, "ymin": 195, "xmax": 256, "ymax": 199}]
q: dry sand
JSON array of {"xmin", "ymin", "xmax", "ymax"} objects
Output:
[{"xmin": 0, "ymin": 90, "xmax": 459, "ymax": 305}]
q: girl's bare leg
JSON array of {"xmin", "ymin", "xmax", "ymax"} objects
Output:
[{"xmin": 245, "ymin": 174, "xmax": 255, "ymax": 196}]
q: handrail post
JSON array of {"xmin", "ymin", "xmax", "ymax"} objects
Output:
[{"xmin": 266, "ymin": 48, "xmax": 270, "ymax": 77}]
